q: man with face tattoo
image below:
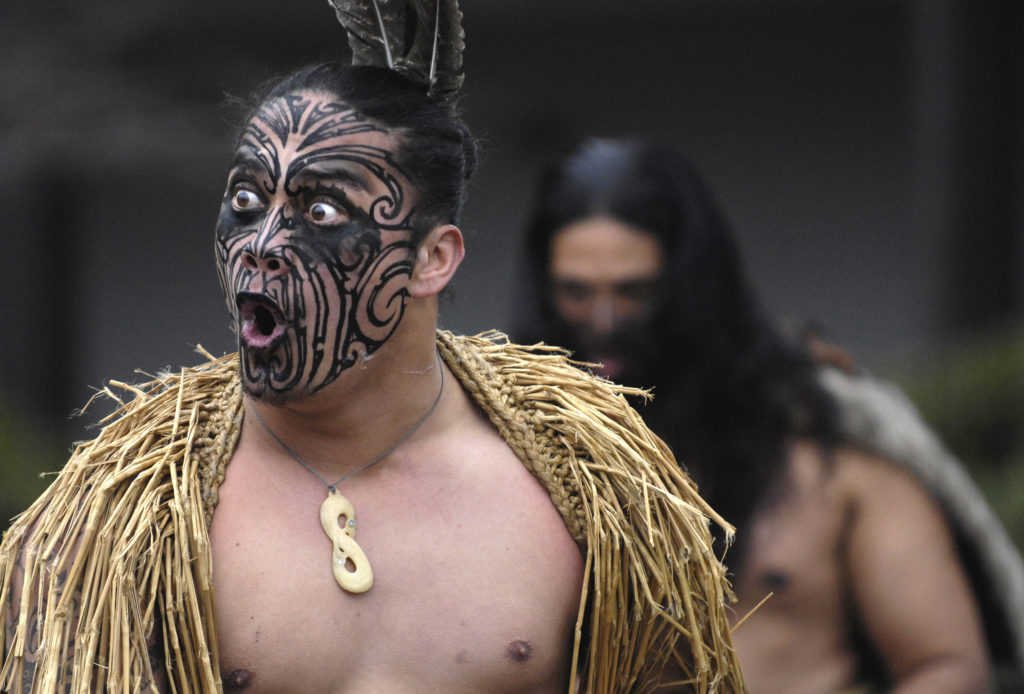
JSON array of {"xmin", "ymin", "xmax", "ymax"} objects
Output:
[
  {"xmin": 0, "ymin": 4, "xmax": 744, "ymax": 693},
  {"xmin": 514, "ymin": 137, "xmax": 1024, "ymax": 693}
]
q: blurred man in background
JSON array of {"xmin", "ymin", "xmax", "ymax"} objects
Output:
[{"xmin": 515, "ymin": 136, "xmax": 1021, "ymax": 692}]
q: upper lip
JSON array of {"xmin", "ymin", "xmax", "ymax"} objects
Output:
[{"xmin": 236, "ymin": 291, "xmax": 283, "ymax": 316}]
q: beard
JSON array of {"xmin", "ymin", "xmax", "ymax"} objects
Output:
[{"xmin": 546, "ymin": 313, "xmax": 667, "ymax": 392}]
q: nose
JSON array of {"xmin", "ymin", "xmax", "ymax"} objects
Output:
[
  {"xmin": 589, "ymin": 296, "xmax": 619, "ymax": 336},
  {"xmin": 241, "ymin": 245, "xmax": 291, "ymax": 278}
]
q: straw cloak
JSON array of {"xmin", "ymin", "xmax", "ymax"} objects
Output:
[{"xmin": 0, "ymin": 331, "xmax": 746, "ymax": 693}]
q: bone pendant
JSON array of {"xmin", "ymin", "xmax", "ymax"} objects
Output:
[{"xmin": 319, "ymin": 490, "xmax": 374, "ymax": 593}]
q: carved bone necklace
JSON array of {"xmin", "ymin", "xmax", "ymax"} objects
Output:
[{"xmin": 249, "ymin": 356, "xmax": 445, "ymax": 593}]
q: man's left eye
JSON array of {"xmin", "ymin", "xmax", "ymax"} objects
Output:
[{"xmin": 306, "ymin": 201, "xmax": 345, "ymax": 225}]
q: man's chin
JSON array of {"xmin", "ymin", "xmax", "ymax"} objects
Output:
[
  {"xmin": 241, "ymin": 378, "xmax": 295, "ymax": 406},
  {"xmin": 589, "ymin": 354, "xmax": 626, "ymax": 382},
  {"xmin": 239, "ymin": 354, "xmax": 299, "ymax": 406},
  {"xmin": 574, "ymin": 349, "xmax": 660, "ymax": 390}
]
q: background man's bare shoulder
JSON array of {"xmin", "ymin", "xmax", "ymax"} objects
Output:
[{"xmin": 830, "ymin": 444, "xmax": 991, "ymax": 691}]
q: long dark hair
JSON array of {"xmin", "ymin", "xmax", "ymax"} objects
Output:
[{"xmin": 515, "ymin": 138, "xmax": 839, "ymax": 557}]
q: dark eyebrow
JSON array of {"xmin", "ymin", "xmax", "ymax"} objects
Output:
[
  {"xmin": 228, "ymin": 148, "xmax": 271, "ymax": 177},
  {"xmin": 287, "ymin": 160, "xmax": 371, "ymax": 193}
]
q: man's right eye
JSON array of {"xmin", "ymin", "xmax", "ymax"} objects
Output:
[
  {"xmin": 555, "ymin": 281, "xmax": 594, "ymax": 303},
  {"xmin": 231, "ymin": 188, "xmax": 265, "ymax": 212}
]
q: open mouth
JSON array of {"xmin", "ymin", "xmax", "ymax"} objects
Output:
[
  {"xmin": 236, "ymin": 292, "xmax": 288, "ymax": 351},
  {"xmin": 589, "ymin": 353, "xmax": 624, "ymax": 381}
]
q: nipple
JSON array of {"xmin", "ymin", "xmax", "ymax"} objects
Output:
[
  {"xmin": 223, "ymin": 668, "xmax": 254, "ymax": 690},
  {"xmin": 506, "ymin": 640, "xmax": 533, "ymax": 664},
  {"xmin": 760, "ymin": 570, "xmax": 791, "ymax": 592}
]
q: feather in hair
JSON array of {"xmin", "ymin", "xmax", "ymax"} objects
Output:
[{"xmin": 327, "ymin": 0, "xmax": 465, "ymax": 104}]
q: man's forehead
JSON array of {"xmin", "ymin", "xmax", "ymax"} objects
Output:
[
  {"xmin": 246, "ymin": 91, "xmax": 397, "ymax": 151},
  {"xmin": 233, "ymin": 90, "xmax": 410, "ymax": 196}
]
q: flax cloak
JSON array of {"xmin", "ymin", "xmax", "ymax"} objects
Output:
[{"xmin": 0, "ymin": 331, "xmax": 745, "ymax": 693}]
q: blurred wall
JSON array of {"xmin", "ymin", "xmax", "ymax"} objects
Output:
[{"xmin": 0, "ymin": 0, "xmax": 1021, "ymax": 443}]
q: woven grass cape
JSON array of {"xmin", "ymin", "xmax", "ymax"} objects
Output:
[{"xmin": 1, "ymin": 331, "xmax": 744, "ymax": 693}]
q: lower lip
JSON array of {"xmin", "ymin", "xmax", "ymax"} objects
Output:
[
  {"xmin": 592, "ymin": 355, "xmax": 623, "ymax": 380},
  {"xmin": 241, "ymin": 320, "xmax": 285, "ymax": 351}
]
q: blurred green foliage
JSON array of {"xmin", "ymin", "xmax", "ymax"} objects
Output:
[
  {"xmin": 0, "ymin": 402, "xmax": 67, "ymax": 534},
  {"xmin": 883, "ymin": 323, "xmax": 1024, "ymax": 552}
]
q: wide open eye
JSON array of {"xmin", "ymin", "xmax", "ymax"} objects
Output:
[
  {"xmin": 231, "ymin": 187, "xmax": 265, "ymax": 213},
  {"xmin": 306, "ymin": 200, "xmax": 346, "ymax": 225}
]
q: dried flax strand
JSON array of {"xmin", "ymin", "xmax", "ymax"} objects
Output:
[
  {"xmin": 0, "ymin": 350, "xmax": 242, "ymax": 693},
  {"xmin": 437, "ymin": 331, "xmax": 745, "ymax": 693}
]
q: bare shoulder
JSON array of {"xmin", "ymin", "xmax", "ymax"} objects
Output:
[
  {"xmin": 829, "ymin": 443, "xmax": 941, "ymax": 512},
  {"xmin": 438, "ymin": 374, "xmax": 577, "ymax": 540},
  {"xmin": 822, "ymin": 443, "xmax": 962, "ymax": 565},
  {"xmin": 831, "ymin": 445, "xmax": 991, "ymax": 690}
]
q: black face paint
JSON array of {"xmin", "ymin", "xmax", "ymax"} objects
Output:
[
  {"xmin": 548, "ymin": 307, "xmax": 665, "ymax": 389},
  {"xmin": 215, "ymin": 92, "xmax": 418, "ymax": 403}
]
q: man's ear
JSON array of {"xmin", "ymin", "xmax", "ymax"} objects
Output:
[{"xmin": 409, "ymin": 224, "xmax": 465, "ymax": 298}]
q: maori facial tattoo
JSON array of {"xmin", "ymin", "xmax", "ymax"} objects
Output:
[{"xmin": 216, "ymin": 91, "xmax": 418, "ymax": 402}]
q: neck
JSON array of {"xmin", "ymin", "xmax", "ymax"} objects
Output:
[{"xmin": 244, "ymin": 308, "xmax": 447, "ymax": 480}]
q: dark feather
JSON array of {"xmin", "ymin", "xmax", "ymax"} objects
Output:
[{"xmin": 327, "ymin": 0, "xmax": 465, "ymax": 104}]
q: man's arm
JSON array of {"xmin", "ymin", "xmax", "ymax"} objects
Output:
[
  {"xmin": 3, "ymin": 513, "xmax": 168, "ymax": 693},
  {"xmin": 3, "ymin": 514, "xmax": 85, "ymax": 692},
  {"xmin": 3, "ymin": 542, "xmax": 39, "ymax": 691},
  {"xmin": 841, "ymin": 448, "xmax": 990, "ymax": 693}
]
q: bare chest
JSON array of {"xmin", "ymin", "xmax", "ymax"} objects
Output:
[
  {"xmin": 730, "ymin": 446, "xmax": 858, "ymax": 692},
  {"xmin": 208, "ymin": 433, "xmax": 584, "ymax": 694},
  {"xmin": 736, "ymin": 485, "xmax": 849, "ymax": 618}
]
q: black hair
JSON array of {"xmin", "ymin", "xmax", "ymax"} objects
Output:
[
  {"xmin": 237, "ymin": 62, "xmax": 478, "ymax": 242},
  {"xmin": 515, "ymin": 137, "xmax": 840, "ymax": 559}
]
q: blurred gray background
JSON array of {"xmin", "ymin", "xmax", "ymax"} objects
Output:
[{"xmin": 2, "ymin": 0, "xmax": 1023, "ymax": 535}]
